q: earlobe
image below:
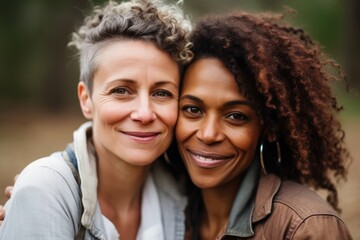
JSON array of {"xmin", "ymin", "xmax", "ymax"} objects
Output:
[
  {"xmin": 266, "ymin": 131, "xmax": 277, "ymax": 143},
  {"xmin": 262, "ymin": 125, "xmax": 277, "ymax": 143},
  {"xmin": 78, "ymin": 82, "xmax": 93, "ymax": 119}
]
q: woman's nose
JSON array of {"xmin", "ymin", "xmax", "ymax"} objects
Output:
[
  {"xmin": 130, "ymin": 94, "xmax": 156, "ymax": 124},
  {"xmin": 196, "ymin": 115, "xmax": 225, "ymax": 144}
]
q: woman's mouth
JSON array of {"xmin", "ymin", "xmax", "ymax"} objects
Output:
[
  {"xmin": 188, "ymin": 149, "xmax": 234, "ymax": 168},
  {"xmin": 121, "ymin": 131, "xmax": 160, "ymax": 143}
]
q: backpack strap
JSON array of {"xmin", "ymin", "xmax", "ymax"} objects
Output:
[
  {"xmin": 62, "ymin": 144, "xmax": 86, "ymax": 240},
  {"xmin": 63, "ymin": 144, "xmax": 80, "ymax": 184}
]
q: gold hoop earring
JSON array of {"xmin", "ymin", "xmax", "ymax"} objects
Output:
[
  {"xmin": 260, "ymin": 140, "xmax": 282, "ymax": 175},
  {"xmin": 276, "ymin": 141, "xmax": 282, "ymax": 164},
  {"xmin": 260, "ymin": 141, "xmax": 267, "ymax": 175}
]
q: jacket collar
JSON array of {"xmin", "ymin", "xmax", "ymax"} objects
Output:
[
  {"xmin": 252, "ymin": 174, "xmax": 281, "ymax": 223},
  {"xmin": 221, "ymin": 164, "xmax": 281, "ymax": 238},
  {"xmin": 73, "ymin": 122, "xmax": 98, "ymax": 229}
]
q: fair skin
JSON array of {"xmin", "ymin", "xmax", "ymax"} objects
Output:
[
  {"xmin": 176, "ymin": 58, "xmax": 263, "ymax": 240},
  {"xmin": 78, "ymin": 39, "xmax": 179, "ymax": 238},
  {"xmin": 0, "ymin": 40, "xmax": 180, "ymax": 237}
]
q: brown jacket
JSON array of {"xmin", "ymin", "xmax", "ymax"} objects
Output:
[{"xmin": 218, "ymin": 174, "xmax": 353, "ymax": 239}]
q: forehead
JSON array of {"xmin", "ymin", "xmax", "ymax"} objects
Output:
[
  {"xmin": 97, "ymin": 40, "xmax": 176, "ymax": 66},
  {"xmin": 93, "ymin": 40, "xmax": 180, "ymax": 85},
  {"xmin": 182, "ymin": 58, "xmax": 243, "ymax": 98}
]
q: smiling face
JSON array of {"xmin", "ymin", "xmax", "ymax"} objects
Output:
[
  {"xmin": 79, "ymin": 40, "xmax": 179, "ymax": 166},
  {"xmin": 176, "ymin": 58, "xmax": 263, "ymax": 189}
]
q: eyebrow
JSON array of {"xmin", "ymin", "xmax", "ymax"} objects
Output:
[
  {"xmin": 224, "ymin": 100, "xmax": 253, "ymax": 108},
  {"xmin": 180, "ymin": 94, "xmax": 253, "ymax": 107},
  {"xmin": 108, "ymin": 79, "xmax": 136, "ymax": 84},
  {"xmin": 180, "ymin": 95, "xmax": 204, "ymax": 104},
  {"xmin": 107, "ymin": 79, "xmax": 178, "ymax": 89},
  {"xmin": 153, "ymin": 81, "xmax": 179, "ymax": 89}
]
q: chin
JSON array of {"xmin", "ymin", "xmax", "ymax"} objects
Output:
[
  {"xmin": 127, "ymin": 158, "xmax": 157, "ymax": 166},
  {"xmin": 124, "ymin": 152, "xmax": 161, "ymax": 166},
  {"xmin": 190, "ymin": 175, "xmax": 219, "ymax": 189}
]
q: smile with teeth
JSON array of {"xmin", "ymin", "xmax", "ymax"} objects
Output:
[
  {"xmin": 194, "ymin": 154, "xmax": 225, "ymax": 162},
  {"xmin": 188, "ymin": 149, "xmax": 234, "ymax": 168}
]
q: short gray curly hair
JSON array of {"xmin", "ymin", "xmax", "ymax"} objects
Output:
[{"xmin": 69, "ymin": 0, "xmax": 193, "ymax": 91}]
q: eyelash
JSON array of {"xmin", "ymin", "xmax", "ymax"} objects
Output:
[
  {"xmin": 225, "ymin": 112, "xmax": 249, "ymax": 122},
  {"xmin": 109, "ymin": 87, "xmax": 174, "ymax": 99},
  {"xmin": 110, "ymin": 87, "xmax": 131, "ymax": 95},
  {"xmin": 152, "ymin": 89, "xmax": 173, "ymax": 98},
  {"xmin": 182, "ymin": 105, "xmax": 203, "ymax": 117},
  {"xmin": 182, "ymin": 105, "xmax": 249, "ymax": 123}
]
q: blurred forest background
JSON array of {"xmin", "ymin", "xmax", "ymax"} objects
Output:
[{"xmin": 0, "ymin": 0, "xmax": 359, "ymax": 238}]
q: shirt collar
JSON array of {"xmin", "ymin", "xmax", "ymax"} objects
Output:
[
  {"xmin": 222, "ymin": 158, "xmax": 260, "ymax": 238},
  {"xmin": 136, "ymin": 172, "xmax": 164, "ymax": 240},
  {"xmin": 99, "ymin": 173, "xmax": 165, "ymax": 240},
  {"xmin": 222, "ymin": 161, "xmax": 282, "ymax": 238}
]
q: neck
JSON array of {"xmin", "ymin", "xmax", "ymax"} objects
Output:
[
  {"xmin": 97, "ymin": 157, "xmax": 150, "ymax": 205},
  {"xmin": 96, "ymin": 150, "xmax": 151, "ymax": 239},
  {"xmin": 199, "ymin": 178, "xmax": 241, "ymax": 240}
]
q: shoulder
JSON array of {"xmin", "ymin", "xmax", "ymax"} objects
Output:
[
  {"xmin": 23, "ymin": 151, "xmax": 71, "ymax": 175},
  {"xmin": 274, "ymin": 180, "xmax": 337, "ymax": 217},
  {"xmin": 258, "ymin": 179, "xmax": 352, "ymax": 239},
  {"xmin": 6, "ymin": 151, "xmax": 81, "ymax": 212},
  {"xmin": 0, "ymin": 152, "xmax": 82, "ymax": 238},
  {"xmin": 12, "ymin": 151, "xmax": 78, "ymax": 195}
]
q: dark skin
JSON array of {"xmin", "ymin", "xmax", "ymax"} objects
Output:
[
  {"xmin": 173, "ymin": 10, "xmax": 351, "ymax": 239},
  {"xmin": 185, "ymin": 12, "xmax": 350, "ymax": 213},
  {"xmin": 176, "ymin": 58, "xmax": 264, "ymax": 239}
]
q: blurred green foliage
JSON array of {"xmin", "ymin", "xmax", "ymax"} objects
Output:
[{"xmin": 0, "ymin": 0, "xmax": 358, "ymax": 113}]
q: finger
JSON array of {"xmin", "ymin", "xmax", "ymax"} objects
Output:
[
  {"xmin": 0, "ymin": 205, "xmax": 4, "ymax": 220},
  {"xmin": 4, "ymin": 186, "xmax": 13, "ymax": 199}
]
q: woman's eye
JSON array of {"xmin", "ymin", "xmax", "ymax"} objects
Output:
[
  {"xmin": 226, "ymin": 112, "xmax": 248, "ymax": 121},
  {"xmin": 183, "ymin": 106, "xmax": 202, "ymax": 115},
  {"xmin": 110, "ymin": 87, "xmax": 130, "ymax": 95},
  {"xmin": 153, "ymin": 90, "xmax": 173, "ymax": 97}
]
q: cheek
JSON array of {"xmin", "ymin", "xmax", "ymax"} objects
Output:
[
  {"xmin": 96, "ymin": 101, "xmax": 129, "ymax": 125},
  {"xmin": 175, "ymin": 115, "xmax": 195, "ymax": 142},
  {"xmin": 156, "ymin": 102, "xmax": 178, "ymax": 130},
  {"xmin": 230, "ymin": 128, "xmax": 261, "ymax": 153},
  {"xmin": 175, "ymin": 116, "xmax": 186, "ymax": 142}
]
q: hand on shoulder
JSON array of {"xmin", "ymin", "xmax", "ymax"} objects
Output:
[{"xmin": 0, "ymin": 174, "xmax": 17, "ymax": 225}]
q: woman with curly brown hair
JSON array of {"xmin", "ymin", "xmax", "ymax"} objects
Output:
[
  {"xmin": 0, "ymin": 0, "xmax": 192, "ymax": 239},
  {"xmin": 175, "ymin": 11, "xmax": 353, "ymax": 239}
]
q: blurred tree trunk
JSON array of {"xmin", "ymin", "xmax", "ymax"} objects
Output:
[
  {"xmin": 41, "ymin": 14, "xmax": 70, "ymax": 111},
  {"xmin": 41, "ymin": 0, "xmax": 88, "ymax": 111},
  {"xmin": 344, "ymin": 0, "xmax": 360, "ymax": 91}
]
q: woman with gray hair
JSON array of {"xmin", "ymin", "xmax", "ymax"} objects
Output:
[{"xmin": 0, "ymin": 0, "xmax": 192, "ymax": 239}]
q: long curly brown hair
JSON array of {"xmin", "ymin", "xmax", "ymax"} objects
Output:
[{"xmin": 187, "ymin": 11, "xmax": 350, "ymax": 211}]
